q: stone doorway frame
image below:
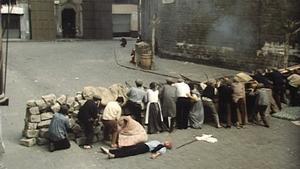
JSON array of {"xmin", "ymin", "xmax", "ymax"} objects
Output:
[{"xmin": 55, "ymin": 0, "xmax": 83, "ymax": 38}]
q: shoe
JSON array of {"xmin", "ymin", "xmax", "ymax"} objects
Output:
[
  {"xmin": 49, "ymin": 142, "xmax": 55, "ymax": 152},
  {"xmin": 225, "ymin": 125, "xmax": 231, "ymax": 129},
  {"xmin": 100, "ymin": 146, "xmax": 110, "ymax": 154},
  {"xmin": 216, "ymin": 125, "xmax": 223, "ymax": 128},
  {"xmin": 83, "ymin": 145, "xmax": 92, "ymax": 149},
  {"xmin": 264, "ymin": 124, "xmax": 270, "ymax": 128},
  {"xmin": 111, "ymin": 144, "xmax": 118, "ymax": 148},
  {"xmin": 108, "ymin": 153, "xmax": 115, "ymax": 159}
]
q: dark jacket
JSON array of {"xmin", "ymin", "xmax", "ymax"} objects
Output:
[{"xmin": 78, "ymin": 100, "xmax": 99, "ymax": 123}]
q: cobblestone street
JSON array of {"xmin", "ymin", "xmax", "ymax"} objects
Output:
[{"xmin": 0, "ymin": 40, "xmax": 299, "ymax": 169}]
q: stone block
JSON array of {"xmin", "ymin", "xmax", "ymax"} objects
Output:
[
  {"xmin": 20, "ymin": 138, "xmax": 36, "ymax": 147},
  {"xmin": 39, "ymin": 128, "xmax": 49, "ymax": 138},
  {"xmin": 69, "ymin": 118, "xmax": 76, "ymax": 128},
  {"xmin": 23, "ymin": 129, "xmax": 39, "ymax": 138},
  {"xmin": 35, "ymin": 99, "xmax": 48, "ymax": 110},
  {"xmin": 28, "ymin": 106, "xmax": 40, "ymax": 115},
  {"xmin": 26, "ymin": 100, "xmax": 37, "ymax": 108},
  {"xmin": 37, "ymin": 120, "xmax": 51, "ymax": 128},
  {"xmin": 51, "ymin": 103, "xmax": 61, "ymax": 113},
  {"xmin": 37, "ymin": 137, "xmax": 49, "ymax": 146},
  {"xmin": 41, "ymin": 112, "xmax": 53, "ymax": 121},
  {"xmin": 28, "ymin": 115, "xmax": 41, "ymax": 123},
  {"xmin": 42, "ymin": 93, "xmax": 56, "ymax": 105},
  {"xmin": 75, "ymin": 93, "xmax": 83, "ymax": 101},
  {"xmin": 25, "ymin": 122, "xmax": 38, "ymax": 130},
  {"xmin": 73, "ymin": 101, "xmax": 80, "ymax": 110},
  {"xmin": 66, "ymin": 96, "xmax": 75, "ymax": 107},
  {"xmin": 57, "ymin": 95, "xmax": 67, "ymax": 105},
  {"xmin": 78, "ymin": 100, "xmax": 87, "ymax": 106},
  {"xmin": 72, "ymin": 110, "xmax": 79, "ymax": 117}
]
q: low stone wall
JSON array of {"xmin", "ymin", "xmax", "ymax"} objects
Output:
[{"xmin": 20, "ymin": 84, "xmax": 128, "ymax": 147}]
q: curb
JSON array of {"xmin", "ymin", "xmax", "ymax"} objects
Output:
[{"xmin": 113, "ymin": 48, "xmax": 179, "ymax": 79}]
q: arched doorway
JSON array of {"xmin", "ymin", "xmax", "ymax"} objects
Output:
[{"xmin": 62, "ymin": 8, "xmax": 76, "ymax": 38}]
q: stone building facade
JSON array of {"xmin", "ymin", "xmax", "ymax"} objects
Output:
[
  {"xmin": 141, "ymin": 0, "xmax": 300, "ymax": 70},
  {"xmin": 1, "ymin": 0, "xmax": 139, "ymax": 40}
]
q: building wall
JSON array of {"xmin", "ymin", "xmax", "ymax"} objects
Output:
[
  {"xmin": 112, "ymin": 4, "xmax": 138, "ymax": 36},
  {"xmin": 82, "ymin": 0, "xmax": 112, "ymax": 39},
  {"xmin": 29, "ymin": 0, "xmax": 56, "ymax": 40},
  {"xmin": 142, "ymin": 0, "xmax": 300, "ymax": 71}
]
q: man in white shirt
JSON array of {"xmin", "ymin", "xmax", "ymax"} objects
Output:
[
  {"xmin": 173, "ymin": 78, "xmax": 191, "ymax": 129},
  {"xmin": 102, "ymin": 97, "xmax": 124, "ymax": 148}
]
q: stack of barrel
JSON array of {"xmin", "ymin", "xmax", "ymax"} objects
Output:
[{"xmin": 135, "ymin": 42, "xmax": 152, "ymax": 70}]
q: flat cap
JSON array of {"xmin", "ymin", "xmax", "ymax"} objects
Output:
[
  {"xmin": 166, "ymin": 78, "xmax": 174, "ymax": 83},
  {"xmin": 135, "ymin": 79, "xmax": 143, "ymax": 86},
  {"xmin": 177, "ymin": 78, "xmax": 184, "ymax": 83},
  {"xmin": 92, "ymin": 95, "xmax": 102, "ymax": 101}
]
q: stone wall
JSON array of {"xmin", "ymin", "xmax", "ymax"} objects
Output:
[
  {"xmin": 20, "ymin": 84, "xmax": 128, "ymax": 147},
  {"xmin": 29, "ymin": 0, "xmax": 56, "ymax": 40},
  {"xmin": 141, "ymin": 0, "xmax": 300, "ymax": 71}
]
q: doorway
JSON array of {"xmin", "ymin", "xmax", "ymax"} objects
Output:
[{"xmin": 62, "ymin": 8, "xmax": 76, "ymax": 38}]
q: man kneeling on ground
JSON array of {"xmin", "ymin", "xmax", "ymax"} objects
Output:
[
  {"xmin": 48, "ymin": 104, "xmax": 72, "ymax": 152},
  {"xmin": 100, "ymin": 140, "xmax": 172, "ymax": 159}
]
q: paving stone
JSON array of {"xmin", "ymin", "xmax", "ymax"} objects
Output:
[
  {"xmin": 25, "ymin": 122, "xmax": 38, "ymax": 130},
  {"xmin": 23, "ymin": 130, "xmax": 39, "ymax": 138},
  {"xmin": 28, "ymin": 107, "xmax": 40, "ymax": 115},
  {"xmin": 51, "ymin": 103, "xmax": 60, "ymax": 113},
  {"xmin": 73, "ymin": 101, "xmax": 80, "ymax": 110},
  {"xmin": 39, "ymin": 128, "xmax": 49, "ymax": 138},
  {"xmin": 78, "ymin": 100, "xmax": 87, "ymax": 106},
  {"xmin": 26, "ymin": 100, "xmax": 37, "ymax": 108},
  {"xmin": 37, "ymin": 120, "xmax": 51, "ymax": 129},
  {"xmin": 66, "ymin": 96, "xmax": 75, "ymax": 107},
  {"xmin": 57, "ymin": 95, "xmax": 67, "ymax": 105},
  {"xmin": 40, "ymin": 112, "xmax": 53, "ymax": 121},
  {"xmin": 19, "ymin": 138, "xmax": 36, "ymax": 147},
  {"xmin": 41, "ymin": 94, "xmax": 56, "ymax": 105},
  {"xmin": 28, "ymin": 115, "xmax": 41, "ymax": 123},
  {"xmin": 75, "ymin": 93, "xmax": 83, "ymax": 101},
  {"xmin": 36, "ymin": 137, "xmax": 49, "ymax": 146},
  {"xmin": 35, "ymin": 99, "xmax": 48, "ymax": 110},
  {"xmin": 72, "ymin": 110, "xmax": 79, "ymax": 117}
]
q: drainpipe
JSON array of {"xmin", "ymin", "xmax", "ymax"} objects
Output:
[{"xmin": 0, "ymin": 2, "xmax": 9, "ymax": 106}]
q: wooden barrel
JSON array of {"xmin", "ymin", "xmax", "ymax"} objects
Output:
[{"xmin": 140, "ymin": 53, "xmax": 152, "ymax": 69}]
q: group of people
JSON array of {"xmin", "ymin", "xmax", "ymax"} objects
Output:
[{"xmin": 47, "ymin": 67, "xmax": 299, "ymax": 158}]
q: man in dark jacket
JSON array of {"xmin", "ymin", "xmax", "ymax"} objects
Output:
[{"xmin": 78, "ymin": 95, "xmax": 101, "ymax": 149}]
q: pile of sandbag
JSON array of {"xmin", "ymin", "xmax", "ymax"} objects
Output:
[{"xmin": 20, "ymin": 84, "xmax": 128, "ymax": 147}]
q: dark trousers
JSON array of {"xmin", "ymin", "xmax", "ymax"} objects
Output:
[
  {"xmin": 126, "ymin": 100, "xmax": 142, "ymax": 124},
  {"xmin": 289, "ymin": 85, "xmax": 300, "ymax": 106},
  {"xmin": 80, "ymin": 121, "xmax": 94, "ymax": 145},
  {"xmin": 109, "ymin": 143, "xmax": 149, "ymax": 158},
  {"xmin": 102, "ymin": 119, "xmax": 118, "ymax": 145},
  {"xmin": 51, "ymin": 138, "xmax": 70, "ymax": 151},
  {"xmin": 163, "ymin": 117, "xmax": 176, "ymax": 132},
  {"xmin": 255, "ymin": 105, "xmax": 269, "ymax": 126},
  {"xmin": 272, "ymin": 89, "xmax": 283, "ymax": 110},
  {"xmin": 222, "ymin": 103, "xmax": 232, "ymax": 126},
  {"xmin": 176, "ymin": 97, "xmax": 191, "ymax": 129}
]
